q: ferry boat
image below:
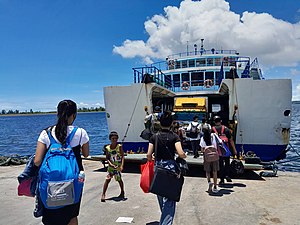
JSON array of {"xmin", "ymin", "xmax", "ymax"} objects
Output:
[{"xmin": 104, "ymin": 40, "xmax": 292, "ymax": 162}]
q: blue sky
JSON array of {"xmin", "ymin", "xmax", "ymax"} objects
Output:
[{"xmin": 0, "ymin": 0, "xmax": 299, "ymax": 112}]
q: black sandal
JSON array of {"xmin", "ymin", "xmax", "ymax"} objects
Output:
[{"xmin": 117, "ymin": 192, "xmax": 125, "ymax": 199}]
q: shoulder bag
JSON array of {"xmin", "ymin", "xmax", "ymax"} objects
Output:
[{"xmin": 149, "ymin": 133, "xmax": 184, "ymax": 202}]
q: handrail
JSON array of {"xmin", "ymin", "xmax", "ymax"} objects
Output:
[
  {"xmin": 167, "ymin": 49, "xmax": 238, "ymax": 59},
  {"xmin": 133, "ymin": 66, "xmax": 174, "ymax": 91}
]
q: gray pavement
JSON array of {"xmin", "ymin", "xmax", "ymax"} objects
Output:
[{"xmin": 1, "ymin": 160, "xmax": 299, "ymax": 225}]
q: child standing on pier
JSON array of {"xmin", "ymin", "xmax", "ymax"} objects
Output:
[{"xmin": 101, "ymin": 131, "xmax": 125, "ymax": 202}]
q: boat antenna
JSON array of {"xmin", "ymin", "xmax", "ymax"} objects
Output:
[
  {"xmin": 186, "ymin": 41, "xmax": 189, "ymax": 56},
  {"xmin": 200, "ymin": 38, "xmax": 204, "ymax": 55}
]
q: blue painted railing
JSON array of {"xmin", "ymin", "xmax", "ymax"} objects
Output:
[{"xmin": 133, "ymin": 66, "xmax": 174, "ymax": 91}]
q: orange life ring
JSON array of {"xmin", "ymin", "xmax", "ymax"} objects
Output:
[
  {"xmin": 204, "ymin": 79, "xmax": 213, "ymax": 88},
  {"xmin": 181, "ymin": 81, "xmax": 190, "ymax": 90}
]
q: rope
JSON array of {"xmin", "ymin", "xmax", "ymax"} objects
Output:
[
  {"xmin": 232, "ymin": 76, "xmax": 244, "ymax": 154},
  {"xmin": 275, "ymin": 143, "xmax": 300, "ymax": 164},
  {"xmin": 121, "ymin": 82, "xmax": 145, "ymax": 143}
]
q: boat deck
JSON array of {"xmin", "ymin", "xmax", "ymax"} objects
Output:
[{"xmin": 87, "ymin": 153, "xmax": 263, "ymax": 170}]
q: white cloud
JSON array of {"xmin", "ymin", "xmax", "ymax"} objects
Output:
[
  {"xmin": 113, "ymin": 0, "xmax": 300, "ymax": 67},
  {"xmin": 78, "ymin": 102, "xmax": 89, "ymax": 107}
]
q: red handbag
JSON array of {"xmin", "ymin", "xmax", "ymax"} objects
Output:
[{"xmin": 140, "ymin": 160, "xmax": 154, "ymax": 193}]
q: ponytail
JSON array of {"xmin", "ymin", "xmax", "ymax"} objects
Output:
[
  {"xmin": 202, "ymin": 127, "xmax": 212, "ymax": 146},
  {"xmin": 55, "ymin": 100, "xmax": 77, "ymax": 145}
]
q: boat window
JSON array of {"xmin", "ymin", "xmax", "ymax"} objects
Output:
[
  {"xmin": 188, "ymin": 59, "xmax": 195, "ymax": 67},
  {"xmin": 182, "ymin": 73, "xmax": 189, "ymax": 82},
  {"xmin": 181, "ymin": 60, "xmax": 187, "ymax": 68},
  {"xmin": 168, "ymin": 60, "xmax": 175, "ymax": 70},
  {"xmin": 215, "ymin": 58, "xmax": 221, "ymax": 66},
  {"xmin": 191, "ymin": 72, "xmax": 204, "ymax": 86},
  {"xmin": 175, "ymin": 61, "xmax": 180, "ymax": 69},
  {"xmin": 199, "ymin": 58, "xmax": 206, "ymax": 66},
  {"xmin": 207, "ymin": 58, "xmax": 213, "ymax": 66},
  {"xmin": 196, "ymin": 58, "xmax": 205, "ymax": 67},
  {"xmin": 212, "ymin": 104, "xmax": 221, "ymax": 112},
  {"xmin": 223, "ymin": 57, "xmax": 229, "ymax": 66},
  {"xmin": 216, "ymin": 71, "xmax": 222, "ymax": 85},
  {"xmin": 225, "ymin": 71, "xmax": 231, "ymax": 79},
  {"xmin": 165, "ymin": 75, "xmax": 172, "ymax": 87},
  {"xmin": 205, "ymin": 71, "xmax": 214, "ymax": 81},
  {"xmin": 173, "ymin": 74, "xmax": 180, "ymax": 87}
]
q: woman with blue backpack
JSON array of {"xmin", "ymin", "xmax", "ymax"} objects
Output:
[{"xmin": 34, "ymin": 100, "xmax": 90, "ymax": 225}]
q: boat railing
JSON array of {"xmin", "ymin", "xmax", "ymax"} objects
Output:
[
  {"xmin": 133, "ymin": 66, "xmax": 174, "ymax": 91},
  {"xmin": 167, "ymin": 49, "xmax": 238, "ymax": 60}
]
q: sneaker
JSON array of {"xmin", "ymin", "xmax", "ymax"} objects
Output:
[
  {"xmin": 225, "ymin": 176, "xmax": 232, "ymax": 182},
  {"xmin": 212, "ymin": 186, "xmax": 219, "ymax": 193},
  {"xmin": 208, "ymin": 182, "xmax": 213, "ymax": 192}
]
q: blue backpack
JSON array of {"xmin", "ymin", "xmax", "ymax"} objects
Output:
[{"xmin": 39, "ymin": 127, "xmax": 83, "ymax": 209}]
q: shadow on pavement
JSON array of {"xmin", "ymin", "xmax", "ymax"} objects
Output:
[
  {"xmin": 93, "ymin": 162, "xmax": 265, "ymax": 181},
  {"xmin": 104, "ymin": 196, "xmax": 128, "ymax": 202},
  {"xmin": 146, "ymin": 221, "xmax": 159, "ymax": 225}
]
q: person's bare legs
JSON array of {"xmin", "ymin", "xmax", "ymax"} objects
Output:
[
  {"xmin": 206, "ymin": 171, "xmax": 213, "ymax": 192},
  {"xmin": 213, "ymin": 171, "xmax": 218, "ymax": 188},
  {"xmin": 68, "ymin": 217, "xmax": 78, "ymax": 225},
  {"xmin": 118, "ymin": 179, "xmax": 125, "ymax": 198},
  {"xmin": 101, "ymin": 178, "xmax": 111, "ymax": 202},
  {"xmin": 212, "ymin": 171, "xmax": 219, "ymax": 193}
]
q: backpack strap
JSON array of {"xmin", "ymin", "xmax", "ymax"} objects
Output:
[
  {"xmin": 47, "ymin": 129, "xmax": 57, "ymax": 144},
  {"xmin": 212, "ymin": 126, "xmax": 218, "ymax": 135},
  {"xmin": 65, "ymin": 127, "xmax": 78, "ymax": 145},
  {"xmin": 220, "ymin": 125, "xmax": 225, "ymax": 135},
  {"xmin": 47, "ymin": 127, "xmax": 78, "ymax": 146}
]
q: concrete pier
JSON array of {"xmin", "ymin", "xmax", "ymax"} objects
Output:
[
  {"xmin": 1, "ymin": 160, "xmax": 299, "ymax": 225},
  {"xmin": 90, "ymin": 154, "xmax": 264, "ymax": 170}
]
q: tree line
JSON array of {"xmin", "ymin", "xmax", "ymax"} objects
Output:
[{"xmin": 0, "ymin": 107, "xmax": 105, "ymax": 115}]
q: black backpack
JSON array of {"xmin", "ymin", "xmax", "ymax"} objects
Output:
[{"xmin": 189, "ymin": 123, "xmax": 199, "ymax": 138}]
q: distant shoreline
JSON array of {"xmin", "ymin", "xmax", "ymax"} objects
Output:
[{"xmin": 0, "ymin": 111, "xmax": 105, "ymax": 117}]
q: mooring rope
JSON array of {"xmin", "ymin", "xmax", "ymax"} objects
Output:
[
  {"xmin": 275, "ymin": 143, "xmax": 300, "ymax": 164},
  {"xmin": 121, "ymin": 82, "xmax": 145, "ymax": 143}
]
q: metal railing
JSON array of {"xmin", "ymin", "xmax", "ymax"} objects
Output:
[{"xmin": 133, "ymin": 66, "xmax": 174, "ymax": 91}]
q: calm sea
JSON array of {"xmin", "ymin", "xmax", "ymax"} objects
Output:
[{"xmin": 0, "ymin": 107, "xmax": 299, "ymax": 172}]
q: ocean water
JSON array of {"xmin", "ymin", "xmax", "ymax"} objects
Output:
[
  {"xmin": 276, "ymin": 103, "xmax": 300, "ymax": 172},
  {"xmin": 0, "ymin": 107, "xmax": 299, "ymax": 172},
  {"xmin": 0, "ymin": 112, "xmax": 109, "ymax": 156}
]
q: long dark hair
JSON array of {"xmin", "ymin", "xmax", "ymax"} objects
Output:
[
  {"xmin": 159, "ymin": 110, "xmax": 173, "ymax": 127},
  {"xmin": 202, "ymin": 125, "xmax": 212, "ymax": 146},
  {"xmin": 55, "ymin": 100, "xmax": 77, "ymax": 145}
]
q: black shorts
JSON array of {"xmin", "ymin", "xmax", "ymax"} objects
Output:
[{"xmin": 42, "ymin": 200, "xmax": 81, "ymax": 225}]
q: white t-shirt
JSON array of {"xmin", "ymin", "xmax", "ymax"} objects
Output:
[
  {"xmin": 187, "ymin": 121, "xmax": 201, "ymax": 140},
  {"xmin": 38, "ymin": 125, "xmax": 89, "ymax": 149},
  {"xmin": 200, "ymin": 133, "xmax": 222, "ymax": 149}
]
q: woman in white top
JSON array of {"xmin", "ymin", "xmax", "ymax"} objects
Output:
[
  {"xmin": 199, "ymin": 125, "xmax": 222, "ymax": 193},
  {"xmin": 34, "ymin": 100, "xmax": 89, "ymax": 225}
]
